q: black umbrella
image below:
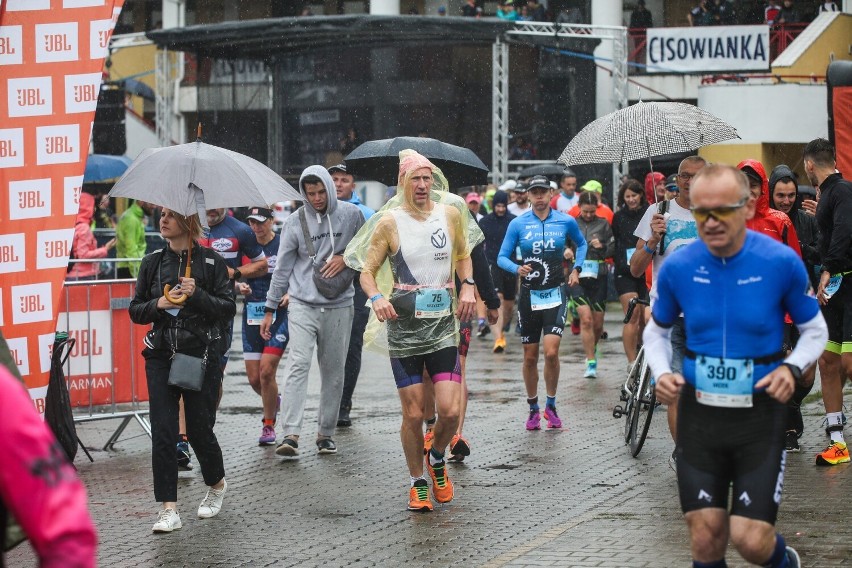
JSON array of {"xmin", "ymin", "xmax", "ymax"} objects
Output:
[
  {"xmin": 344, "ymin": 136, "xmax": 489, "ymax": 186},
  {"xmin": 515, "ymin": 163, "xmax": 572, "ymax": 180}
]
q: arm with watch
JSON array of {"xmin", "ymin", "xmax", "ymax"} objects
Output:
[{"xmin": 455, "ymin": 255, "xmax": 477, "ymax": 322}]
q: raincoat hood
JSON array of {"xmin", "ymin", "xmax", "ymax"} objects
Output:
[
  {"xmin": 76, "ymin": 192, "xmax": 95, "ymax": 225},
  {"xmin": 737, "ymin": 159, "xmax": 769, "ymax": 216},
  {"xmin": 644, "ymin": 172, "xmax": 665, "ymax": 204},
  {"xmin": 299, "ymin": 165, "xmax": 338, "ymax": 218},
  {"xmin": 768, "ymin": 164, "xmax": 800, "ymax": 214}
]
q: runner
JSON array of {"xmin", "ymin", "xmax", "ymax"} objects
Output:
[
  {"xmin": 241, "ymin": 207, "xmax": 289, "ymax": 446},
  {"xmin": 571, "ymin": 191, "xmax": 614, "ymax": 378},
  {"xmin": 644, "ymin": 164, "xmax": 826, "ymax": 568},
  {"xmin": 478, "ymin": 190, "xmax": 517, "ymax": 353},
  {"xmin": 806, "ymin": 138, "xmax": 852, "ymax": 465},
  {"xmin": 344, "ymin": 150, "xmax": 480, "ymax": 511},
  {"xmin": 497, "ymin": 176, "xmax": 587, "ymax": 429}
]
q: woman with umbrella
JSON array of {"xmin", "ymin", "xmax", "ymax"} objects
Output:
[{"xmin": 129, "ymin": 209, "xmax": 235, "ymax": 533}]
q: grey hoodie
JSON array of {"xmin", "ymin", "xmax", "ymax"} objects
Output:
[{"xmin": 265, "ymin": 166, "xmax": 365, "ymax": 309}]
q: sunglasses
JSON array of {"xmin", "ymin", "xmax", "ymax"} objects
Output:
[{"xmin": 690, "ymin": 198, "xmax": 748, "ymax": 223}]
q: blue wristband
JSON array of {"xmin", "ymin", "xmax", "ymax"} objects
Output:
[
  {"xmin": 643, "ymin": 244, "xmax": 655, "ymax": 255},
  {"xmin": 370, "ymin": 294, "xmax": 383, "ymax": 303}
]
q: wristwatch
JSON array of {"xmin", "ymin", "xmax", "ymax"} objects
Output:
[
  {"xmin": 233, "ymin": 268, "xmax": 242, "ymax": 281},
  {"xmin": 462, "ymin": 277, "xmax": 475, "ymax": 287},
  {"xmin": 573, "ymin": 266, "xmax": 582, "ymax": 274},
  {"xmin": 263, "ymin": 306, "xmax": 276, "ymax": 314},
  {"xmin": 781, "ymin": 362, "xmax": 803, "ymax": 383}
]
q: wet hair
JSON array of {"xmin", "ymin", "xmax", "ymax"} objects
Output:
[
  {"xmin": 578, "ymin": 191, "xmax": 597, "ymax": 207},
  {"xmin": 679, "ymin": 155, "xmax": 707, "ymax": 173},
  {"xmin": 802, "ymin": 138, "xmax": 835, "ymax": 168},
  {"xmin": 560, "ymin": 171, "xmax": 577, "ymax": 182},
  {"xmin": 617, "ymin": 179, "xmax": 647, "ymax": 209},
  {"xmin": 692, "ymin": 164, "xmax": 750, "ymax": 202}
]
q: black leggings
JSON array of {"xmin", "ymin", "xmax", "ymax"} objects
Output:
[{"xmin": 146, "ymin": 351, "xmax": 225, "ymax": 502}]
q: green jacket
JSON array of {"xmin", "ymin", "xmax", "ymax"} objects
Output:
[{"xmin": 116, "ymin": 202, "xmax": 147, "ymax": 277}]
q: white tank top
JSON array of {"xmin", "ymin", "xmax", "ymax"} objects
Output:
[{"xmin": 390, "ymin": 206, "xmax": 453, "ymax": 287}]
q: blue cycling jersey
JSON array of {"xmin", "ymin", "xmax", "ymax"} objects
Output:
[
  {"xmin": 200, "ymin": 216, "xmax": 265, "ymax": 270},
  {"xmin": 245, "ymin": 234, "xmax": 280, "ymax": 303},
  {"xmin": 497, "ymin": 209, "xmax": 588, "ymax": 290},
  {"xmin": 653, "ymin": 231, "xmax": 819, "ymax": 389}
]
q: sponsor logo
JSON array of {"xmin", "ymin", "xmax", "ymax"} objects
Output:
[
  {"xmin": 35, "ymin": 23, "xmax": 79, "ymax": 63},
  {"xmin": 65, "ymin": 73, "xmax": 101, "ymax": 114},
  {"xmin": 64, "ymin": 176, "xmax": 84, "ymax": 215},
  {"xmin": 36, "ymin": 124, "xmax": 78, "ymax": 165},
  {"xmin": 7, "ymin": 76, "xmax": 52, "ymax": 117},
  {"xmin": 37, "ymin": 228, "xmax": 75, "ymax": 270},
  {"xmin": 89, "ymin": 19, "xmax": 114, "ymax": 59},
  {"xmin": 12, "ymin": 282, "xmax": 52, "ymax": 325},
  {"xmin": 0, "ymin": 233, "xmax": 26, "ymax": 274},
  {"xmin": 738, "ymin": 491, "xmax": 752, "ymax": 507},
  {"xmin": 0, "ymin": 128, "xmax": 24, "ymax": 168},
  {"xmin": 0, "ymin": 26, "xmax": 23, "ymax": 65},
  {"xmin": 210, "ymin": 237, "xmax": 236, "ymax": 253},
  {"xmin": 696, "ymin": 265, "xmax": 709, "ymax": 275},
  {"xmin": 774, "ymin": 451, "xmax": 786, "ymax": 504},
  {"xmin": 693, "ymin": 276, "xmax": 711, "ymax": 284},
  {"xmin": 430, "ymin": 228, "xmax": 447, "ymax": 249},
  {"xmin": 736, "ymin": 276, "xmax": 763, "ymax": 285},
  {"xmin": 697, "ymin": 489, "xmax": 713, "ymax": 503},
  {"xmin": 9, "ymin": 179, "xmax": 51, "ymax": 220},
  {"xmin": 5, "ymin": 337, "xmax": 29, "ymax": 377},
  {"xmin": 56, "ymin": 310, "xmax": 112, "ymax": 375},
  {"xmin": 38, "ymin": 333, "xmax": 55, "ymax": 374}
]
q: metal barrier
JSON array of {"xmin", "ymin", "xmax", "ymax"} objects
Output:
[{"xmin": 58, "ymin": 279, "xmax": 151, "ymax": 450}]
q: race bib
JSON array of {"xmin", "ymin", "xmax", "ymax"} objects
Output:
[
  {"xmin": 246, "ymin": 302, "xmax": 266, "ymax": 326},
  {"xmin": 415, "ymin": 288, "xmax": 452, "ymax": 319},
  {"xmin": 580, "ymin": 260, "xmax": 599, "ymax": 279},
  {"xmin": 626, "ymin": 247, "xmax": 636, "ymax": 264},
  {"xmin": 825, "ymin": 274, "xmax": 843, "ymax": 299},
  {"xmin": 165, "ymin": 307, "xmax": 181, "ymax": 317},
  {"xmin": 531, "ymin": 286, "xmax": 562, "ymax": 311},
  {"xmin": 695, "ymin": 356, "xmax": 753, "ymax": 408}
]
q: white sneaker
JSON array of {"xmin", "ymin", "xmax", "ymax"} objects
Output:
[
  {"xmin": 152, "ymin": 508, "xmax": 182, "ymax": 533},
  {"xmin": 197, "ymin": 479, "xmax": 227, "ymax": 519}
]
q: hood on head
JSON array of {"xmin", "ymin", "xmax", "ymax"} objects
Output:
[
  {"xmin": 76, "ymin": 192, "xmax": 95, "ymax": 225},
  {"xmin": 769, "ymin": 164, "xmax": 800, "ymax": 214},
  {"xmin": 298, "ymin": 165, "xmax": 337, "ymax": 217},
  {"xmin": 737, "ymin": 159, "xmax": 769, "ymax": 215}
]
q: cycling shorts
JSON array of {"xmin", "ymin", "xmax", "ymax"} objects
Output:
[
  {"xmin": 569, "ymin": 277, "xmax": 607, "ymax": 312},
  {"xmin": 676, "ymin": 384, "xmax": 787, "ymax": 525},
  {"xmin": 614, "ymin": 268, "xmax": 649, "ymax": 300},
  {"xmin": 459, "ymin": 320, "xmax": 472, "ymax": 358},
  {"xmin": 518, "ymin": 284, "xmax": 569, "ymax": 345},
  {"xmin": 390, "ymin": 346, "xmax": 462, "ymax": 389},
  {"xmin": 242, "ymin": 307, "xmax": 289, "ymax": 360},
  {"xmin": 490, "ymin": 263, "xmax": 518, "ymax": 301},
  {"xmin": 821, "ymin": 274, "xmax": 852, "ymax": 354}
]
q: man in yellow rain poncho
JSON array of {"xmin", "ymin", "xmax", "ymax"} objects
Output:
[{"xmin": 344, "ymin": 150, "xmax": 482, "ymax": 512}]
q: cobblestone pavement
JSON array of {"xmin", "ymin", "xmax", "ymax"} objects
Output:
[{"xmin": 9, "ymin": 309, "xmax": 852, "ymax": 567}]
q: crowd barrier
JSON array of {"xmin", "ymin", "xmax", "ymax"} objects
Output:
[{"xmin": 58, "ymin": 278, "xmax": 150, "ymax": 450}]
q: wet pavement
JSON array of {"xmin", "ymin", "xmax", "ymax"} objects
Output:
[{"xmin": 8, "ymin": 309, "xmax": 852, "ymax": 567}]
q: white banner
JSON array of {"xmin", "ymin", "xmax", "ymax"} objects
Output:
[{"xmin": 646, "ymin": 25, "xmax": 770, "ymax": 73}]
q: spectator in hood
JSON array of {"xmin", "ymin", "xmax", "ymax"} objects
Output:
[
  {"xmin": 645, "ymin": 171, "xmax": 666, "ymax": 204},
  {"xmin": 630, "ymin": 0, "xmax": 654, "ymax": 29},
  {"xmin": 67, "ymin": 192, "xmax": 115, "ymax": 281},
  {"xmin": 738, "ymin": 159, "xmax": 802, "ymax": 258}
]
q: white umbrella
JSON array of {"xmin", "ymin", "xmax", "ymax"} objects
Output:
[{"xmin": 558, "ymin": 101, "xmax": 739, "ymax": 168}]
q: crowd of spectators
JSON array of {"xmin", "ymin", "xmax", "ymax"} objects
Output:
[{"xmin": 685, "ymin": 1, "xmax": 838, "ymax": 28}]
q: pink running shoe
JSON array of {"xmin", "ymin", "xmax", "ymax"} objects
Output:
[
  {"xmin": 525, "ymin": 409, "xmax": 541, "ymax": 430},
  {"xmin": 543, "ymin": 406, "xmax": 563, "ymax": 429},
  {"xmin": 258, "ymin": 424, "xmax": 276, "ymax": 446}
]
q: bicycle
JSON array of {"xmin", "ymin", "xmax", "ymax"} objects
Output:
[{"xmin": 612, "ymin": 297, "xmax": 656, "ymax": 457}]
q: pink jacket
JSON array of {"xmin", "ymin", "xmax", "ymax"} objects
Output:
[
  {"xmin": 0, "ymin": 366, "xmax": 97, "ymax": 567},
  {"xmin": 68, "ymin": 193, "xmax": 109, "ymax": 279}
]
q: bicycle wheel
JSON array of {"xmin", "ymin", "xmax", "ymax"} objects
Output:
[
  {"xmin": 629, "ymin": 362, "xmax": 656, "ymax": 457},
  {"xmin": 623, "ymin": 349, "xmax": 644, "ymax": 444}
]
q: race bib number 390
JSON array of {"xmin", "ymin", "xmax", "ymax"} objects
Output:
[
  {"xmin": 695, "ymin": 356, "xmax": 753, "ymax": 408},
  {"xmin": 415, "ymin": 288, "xmax": 452, "ymax": 319}
]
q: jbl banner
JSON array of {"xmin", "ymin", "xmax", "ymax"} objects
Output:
[
  {"xmin": 646, "ymin": 25, "xmax": 770, "ymax": 74},
  {"xmin": 0, "ymin": 0, "xmax": 125, "ymax": 409}
]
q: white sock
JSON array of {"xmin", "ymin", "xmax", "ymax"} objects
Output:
[{"xmin": 827, "ymin": 412, "xmax": 845, "ymax": 443}]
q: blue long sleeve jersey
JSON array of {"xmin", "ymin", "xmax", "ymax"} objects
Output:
[{"xmin": 497, "ymin": 209, "xmax": 588, "ymax": 290}]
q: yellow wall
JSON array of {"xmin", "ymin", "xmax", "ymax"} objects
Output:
[
  {"xmin": 700, "ymin": 143, "xmax": 807, "ymax": 179},
  {"xmin": 773, "ymin": 14, "xmax": 852, "ymax": 77},
  {"xmin": 107, "ymin": 43, "xmax": 157, "ymax": 116}
]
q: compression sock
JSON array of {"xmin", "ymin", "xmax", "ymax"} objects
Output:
[
  {"xmin": 410, "ymin": 476, "xmax": 427, "ymax": 487},
  {"xmin": 428, "ymin": 448, "xmax": 445, "ymax": 466},
  {"xmin": 826, "ymin": 412, "xmax": 845, "ymax": 443},
  {"xmin": 527, "ymin": 396, "xmax": 539, "ymax": 411},
  {"xmin": 763, "ymin": 533, "xmax": 788, "ymax": 568},
  {"xmin": 692, "ymin": 561, "xmax": 727, "ymax": 568},
  {"xmin": 262, "ymin": 418, "xmax": 275, "ymax": 427},
  {"xmin": 546, "ymin": 395, "xmax": 556, "ymax": 409}
]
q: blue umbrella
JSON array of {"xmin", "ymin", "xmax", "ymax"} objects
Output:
[{"xmin": 84, "ymin": 154, "xmax": 133, "ymax": 182}]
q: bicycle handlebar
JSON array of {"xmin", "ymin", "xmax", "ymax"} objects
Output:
[{"xmin": 623, "ymin": 296, "xmax": 651, "ymax": 324}]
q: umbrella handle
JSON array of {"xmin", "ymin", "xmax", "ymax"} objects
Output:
[{"xmin": 163, "ymin": 284, "xmax": 189, "ymax": 305}]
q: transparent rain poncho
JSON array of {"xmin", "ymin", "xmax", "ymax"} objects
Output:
[{"xmin": 344, "ymin": 150, "xmax": 484, "ymax": 358}]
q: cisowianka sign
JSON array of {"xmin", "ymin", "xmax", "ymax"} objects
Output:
[{"xmin": 646, "ymin": 25, "xmax": 770, "ymax": 74}]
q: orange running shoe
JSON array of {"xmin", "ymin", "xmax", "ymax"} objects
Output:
[
  {"xmin": 815, "ymin": 441, "xmax": 850, "ymax": 466},
  {"xmin": 423, "ymin": 430, "xmax": 434, "ymax": 455},
  {"xmin": 449, "ymin": 434, "xmax": 471, "ymax": 462},
  {"xmin": 407, "ymin": 479, "xmax": 433, "ymax": 512},
  {"xmin": 426, "ymin": 456, "xmax": 455, "ymax": 503},
  {"xmin": 493, "ymin": 337, "xmax": 506, "ymax": 353}
]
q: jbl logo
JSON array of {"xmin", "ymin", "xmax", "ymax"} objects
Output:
[
  {"xmin": 20, "ymin": 295, "xmax": 45, "ymax": 314},
  {"xmin": 97, "ymin": 30, "xmax": 111, "ymax": 49},
  {"xmin": 0, "ymin": 245, "xmax": 20, "ymax": 263},
  {"xmin": 45, "ymin": 34, "xmax": 72, "ymax": 52},
  {"xmin": 74, "ymin": 84, "xmax": 97, "ymax": 103},
  {"xmin": 69, "ymin": 329, "xmax": 103, "ymax": 357},
  {"xmin": 45, "ymin": 136, "xmax": 73, "ymax": 155},
  {"xmin": 44, "ymin": 240, "xmax": 69, "ymax": 258},
  {"xmin": 17, "ymin": 88, "xmax": 45, "ymax": 107},
  {"xmin": 19, "ymin": 191, "xmax": 45, "ymax": 209},
  {"xmin": 0, "ymin": 37, "xmax": 15, "ymax": 55},
  {"xmin": 0, "ymin": 140, "xmax": 17, "ymax": 158},
  {"xmin": 9, "ymin": 348, "xmax": 23, "ymax": 367}
]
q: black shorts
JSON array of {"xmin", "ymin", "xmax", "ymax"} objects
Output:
[
  {"xmin": 390, "ymin": 347, "xmax": 461, "ymax": 389},
  {"xmin": 490, "ymin": 263, "xmax": 518, "ymax": 301},
  {"xmin": 518, "ymin": 284, "xmax": 569, "ymax": 344},
  {"xmin": 459, "ymin": 320, "xmax": 472, "ymax": 357},
  {"xmin": 614, "ymin": 269, "xmax": 649, "ymax": 299},
  {"xmin": 821, "ymin": 274, "xmax": 852, "ymax": 355},
  {"xmin": 676, "ymin": 385, "xmax": 787, "ymax": 524},
  {"xmin": 569, "ymin": 277, "xmax": 607, "ymax": 312}
]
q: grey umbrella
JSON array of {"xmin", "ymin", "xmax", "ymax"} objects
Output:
[{"xmin": 557, "ymin": 101, "xmax": 739, "ymax": 167}]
